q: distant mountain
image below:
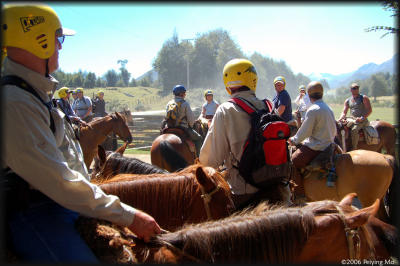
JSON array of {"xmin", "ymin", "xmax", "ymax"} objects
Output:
[
  {"xmin": 308, "ymin": 54, "xmax": 397, "ymax": 89},
  {"xmin": 136, "ymin": 69, "xmax": 158, "ymax": 82}
]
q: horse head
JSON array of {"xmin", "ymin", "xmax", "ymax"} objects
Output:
[
  {"xmin": 191, "ymin": 165, "xmax": 235, "ymax": 221},
  {"xmin": 111, "ymin": 112, "xmax": 133, "ymax": 143},
  {"xmin": 296, "ymin": 193, "xmax": 397, "ymax": 262}
]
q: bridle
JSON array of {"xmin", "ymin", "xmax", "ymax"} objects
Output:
[
  {"xmin": 200, "ymin": 185, "xmax": 222, "ymax": 220},
  {"xmin": 335, "ymin": 205, "xmax": 376, "ymax": 260}
]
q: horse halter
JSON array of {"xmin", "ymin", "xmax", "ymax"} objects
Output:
[
  {"xmin": 335, "ymin": 206, "xmax": 376, "ymax": 260},
  {"xmin": 200, "ymin": 185, "xmax": 221, "ymax": 220}
]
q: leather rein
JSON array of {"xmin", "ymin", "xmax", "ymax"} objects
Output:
[{"xmin": 335, "ymin": 205, "xmax": 376, "ymax": 260}]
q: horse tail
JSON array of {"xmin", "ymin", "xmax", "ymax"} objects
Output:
[
  {"xmin": 159, "ymin": 140, "xmax": 188, "ymax": 172},
  {"xmin": 384, "ymin": 154, "xmax": 399, "ymax": 226}
]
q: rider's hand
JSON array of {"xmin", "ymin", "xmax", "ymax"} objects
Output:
[{"xmin": 128, "ymin": 210, "xmax": 161, "ymax": 242}]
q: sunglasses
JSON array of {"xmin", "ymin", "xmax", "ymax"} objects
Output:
[
  {"xmin": 351, "ymin": 87, "xmax": 359, "ymax": 90},
  {"xmin": 57, "ymin": 35, "xmax": 65, "ymax": 45}
]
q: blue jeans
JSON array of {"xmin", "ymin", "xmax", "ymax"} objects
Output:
[{"xmin": 7, "ymin": 197, "xmax": 98, "ymax": 263}]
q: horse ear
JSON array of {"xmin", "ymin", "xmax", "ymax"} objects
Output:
[
  {"xmin": 339, "ymin": 193, "xmax": 358, "ymax": 207},
  {"xmin": 344, "ymin": 198, "xmax": 380, "ymax": 228},
  {"xmin": 98, "ymin": 145, "xmax": 107, "ymax": 166},
  {"xmin": 195, "ymin": 166, "xmax": 216, "ymax": 192},
  {"xmin": 115, "ymin": 111, "xmax": 122, "ymax": 119},
  {"xmin": 115, "ymin": 142, "xmax": 128, "ymax": 155}
]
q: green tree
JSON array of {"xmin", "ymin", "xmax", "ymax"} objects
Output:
[
  {"xmin": 83, "ymin": 72, "xmax": 96, "ymax": 88},
  {"xmin": 365, "ymin": 1, "xmax": 399, "ymax": 38},
  {"xmin": 153, "ymin": 29, "xmax": 187, "ymax": 94},
  {"xmin": 129, "ymin": 77, "xmax": 137, "ymax": 87},
  {"xmin": 104, "ymin": 69, "xmax": 118, "ymax": 87},
  {"xmin": 369, "ymin": 74, "xmax": 388, "ymax": 101},
  {"xmin": 117, "ymin": 59, "xmax": 131, "ymax": 86}
]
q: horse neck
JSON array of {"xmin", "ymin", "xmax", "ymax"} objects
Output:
[
  {"xmin": 89, "ymin": 116, "xmax": 114, "ymax": 143},
  {"xmin": 100, "ymin": 175, "xmax": 198, "ymax": 231},
  {"xmin": 155, "ymin": 206, "xmax": 314, "ymax": 263}
]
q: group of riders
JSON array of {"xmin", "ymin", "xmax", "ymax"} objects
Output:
[
  {"xmin": 161, "ymin": 59, "xmax": 373, "ymax": 205},
  {"xmin": 1, "ymin": 3, "xmax": 377, "ymax": 263},
  {"xmin": 56, "ymin": 87, "xmax": 108, "ymax": 125}
]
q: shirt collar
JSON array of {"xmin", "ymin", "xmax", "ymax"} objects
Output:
[
  {"xmin": 3, "ymin": 57, "xmax": 59, "ymax": 101},
  {"xmin": 230, "ymin": 90, "xmax": 256, "ymax": 99}
]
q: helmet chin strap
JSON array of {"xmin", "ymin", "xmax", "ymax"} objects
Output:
[{"xmin": 45, "ymin": 58, "xmax": 49, "ymax": 77}]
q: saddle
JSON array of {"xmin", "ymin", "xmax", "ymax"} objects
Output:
[
  {"xmin": 300, "ymin": 143, "xmax": 343, "ymax": 186},
  {"xmin": 160, "ymin": 127, "xmax": 197, "ymax": 156},
  {"xmin": 341, "ymin": 121, "xmax": 380, "ymax": 145}
]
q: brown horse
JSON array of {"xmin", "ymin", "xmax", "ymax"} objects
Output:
[
  {"xmin": 93, "ymin": 163, "xmax": 235, "ymax": 231},
  {"xmin": 79, "ymin": 112, "xmax": 133, "ymax": 169},
  {"xmin": 91, "ymin": 144, "xmax": 167, "ymax": 182},
  {"xmin": 150, "ymin": 119, "xmax": 208, "ymax": 172},
  {"xmin": 297, "ymin": 149, "xmax": 395, "ymax": 223},
  {"xmin": 77, "ymin": 193, "xmax": 398, "ymax": 263},
  {"xmin": 336, "ymin": 119, "xmax": 397, "ymax": 156}
]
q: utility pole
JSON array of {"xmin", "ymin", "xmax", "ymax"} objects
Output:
[{"xmin": 182, "ymin": 38, "xmax": 194, "ymax": 89}]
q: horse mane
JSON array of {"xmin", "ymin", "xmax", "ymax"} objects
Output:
[
  {"xmin": 94, "ymin": 152, "xmax": 167, "ymax": 182},
  {"xmin": 98, "ymin": 174, "xmax": 198, "ymax": 230},
  {"xmin": 152, "ymin": 200, "xmax": 344, "ymax": 263}
]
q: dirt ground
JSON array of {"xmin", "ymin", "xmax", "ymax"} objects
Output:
[{"xmin": 124, "ymin": 153, "xmax": 152, "ymax": 164}]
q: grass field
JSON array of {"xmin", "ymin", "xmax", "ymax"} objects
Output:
[{"xmin": 329, "ymin": 103, "xmax": 397, "ymax": 125}]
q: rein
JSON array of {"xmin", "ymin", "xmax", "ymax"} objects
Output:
[
  {"xmin": 335, "ymin": 205, "xmax": 376, "ymax": 260},
  {"xmin": 200, "ymin": 185, "xmax": 221, "ymax": 220}
]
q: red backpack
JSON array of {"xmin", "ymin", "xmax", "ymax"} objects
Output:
[{"xmin": 229, "ymin": 97, "xmax": 292, "ymax": 188}]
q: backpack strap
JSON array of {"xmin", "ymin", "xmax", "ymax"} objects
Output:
[
  {"xmin": 1, "ymin": 75, "xmax": 55, "ymax": 134},
  {"xmin": 263, "ymin": 99, "xmax": 273, "ymax": 113},
  {"xmin": 228, "ymin": 97, "xmax": 257, "ymax": 115}
]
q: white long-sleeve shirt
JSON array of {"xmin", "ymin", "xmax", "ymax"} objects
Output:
[
  {"xmin": 199, "ymin": 90, "xmax": 270, "ymax": 195},
  {"xmin": 2, "ymin": 57, "xmax": 136, "ymax": 227},
  {"xmin": 294, "ymin": 93, "xmax": 311, "ymax": 112},
  {"xmin": 290, "ymin": 99, "xmax": 336, "ymax": 151},
  {"xmin": 166, "ymin": 96, "xmax": 196, "ymax": 128}
]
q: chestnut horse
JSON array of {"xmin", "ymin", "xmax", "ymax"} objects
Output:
[
  {"xmin": 79, "ymin": 112, "xmax": 133, "ymax": 169},
  {"xmin": 297, "ymin": 149, "xmax": 395, "ymax": 223},
  {"xmin": 335, "ymin": 119, "xmax": 397, "ymax": 156},
  {"xmin": 76, "ymin": 193, "xmax": 398, "ymax": 263},
  {"xmin": 91, "ymin": 144, "xmax": 167, "ymax": 182},
  {"xmin": 92, "ymin": 164, "xmax": 235, "ymax": 231}
]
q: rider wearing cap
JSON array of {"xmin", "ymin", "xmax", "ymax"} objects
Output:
[
  {"xmin": 72, "ymin": 87, "xmax": 93, "ymax": 122},
  {"xmin": 200, "ymin": 89, "xmax": 219, "ymax": 120},
  {"xmin": 1, "ymin": 3, "xmax": 160, "ymax": 262},
  {"xmin": 288, "ymin": 81, "xmax": 336, "ymax": 201},
  {"xmin": 338, "ymin": 83, "xmax": 372, "ymax": 150},
  {"xmin": 165, "ymin": 84, "xmax": 202, "ymax": 156},
  {"xmin": 272, "ymin": 75, "xmax": 293, "ymax": 122},
  {"xmin": 56, "ymin": 87, "xmax": 87, "ymax": 125},
  {"xmin": 294, "ymin": 85, "xmax": 311, "ymax": 123},
  {"xmin": 199, "ymin": 58, "xmax": 292, "ymax": 208},
  {"xmin": 92, "ymin": 90, "xmax": 107, "ymax": 117}
]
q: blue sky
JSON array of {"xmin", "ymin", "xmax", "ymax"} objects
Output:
[{"xmin": 43, "ymin": 2, "xmax": 396, "ymax": 79}]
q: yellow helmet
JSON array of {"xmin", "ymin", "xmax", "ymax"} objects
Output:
[
  {"xmin": 204, "ymin": 89, "xmax": 213, "ymax": 98},
  {"xmin": 273, "ymin": 76, "xmax": 286, "ymax": 88},
  {"xmin": 1, "ymin": 3, "xmax": 75, "ymax": 59},
  {"xmin": 76, "ymin": 88, "xmax": 84, "ymax": 93},
  {"xmin": 58, "ymin": 87, "xmax": 71, "ymax": 98},
  {"xmin": 223, "ymin": 58, "xmax": 258, "ymax": 95},
  {"xmin": 97, "ymin": 90, "xmax": 104, "ymax": 96}
]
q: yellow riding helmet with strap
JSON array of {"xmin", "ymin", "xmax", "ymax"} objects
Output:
[
  {"xmin": 204, "ymin": 89, "xmax": 213, "ymax": 98},
  {"xmin": 58, "ymin": 87, "xmax": 70, "ymax": 98},
  {"xmin": 223, "ymin": 58, "xmax": 258, "ymax": 95},
  {"xmin": 1, "ymin": 3, "xmax": 75, "ymax": 59},
  {"xmin": 273, "ymin": 76, "xmax": 286, "ymax": 88},
  {"xmin": 97, "ymin": 90, "xmax": 104, "ymax": 96}
]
